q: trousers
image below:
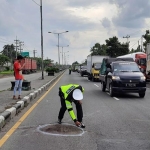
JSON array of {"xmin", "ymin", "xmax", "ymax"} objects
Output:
[{"xmin": 58, "ymin": 98, "xmax": 83, "ymax": 122}]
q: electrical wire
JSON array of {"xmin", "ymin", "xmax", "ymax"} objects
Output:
[{"xmin": 31, "ymin": 0, "xmax": 40, "ymax": 6}]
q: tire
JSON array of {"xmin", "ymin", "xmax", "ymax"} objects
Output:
[
  {"xmin": 92, "ymin": 76, "xmax": 95, "ymax": 82},
  {"xmin": 139, "ymin": 92, "xmax": 145, "ymax": 98},
  {"xmin": 109, "ymin": 84, "xmax": 114, "ymax": 97},
  {"xmin": 88, "ymin": 75, "xmax": 91, "ymax": 80},
  {"xmin": 101, "ymin": 82, "xmax": 106, "ymax": 92}
]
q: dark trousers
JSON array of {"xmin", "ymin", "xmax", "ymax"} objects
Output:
[
  {"xmin": 69, "ymin": 70, "xmax": 71, "ymax": 74},
  {"xmin": 58, "ymin": 98, "xmax": 83, "ymax": 122}
]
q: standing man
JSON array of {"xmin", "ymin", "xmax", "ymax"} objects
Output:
[
  {"xmin": 13, "ymin": 55, "xmax": 25, "ymax": 100},
  {"xmin": 58, "ymin": 84, "xmax": 85, "ymax": 128},
  {"xmin": 69, "ymin": 66, "xmax": 71, "ymax": 74}
]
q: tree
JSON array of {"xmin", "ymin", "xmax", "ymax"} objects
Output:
[
  {"xmin": 143, "ymin": 30, "xmax": 150, "ymax": 52},
  {"xmin": 1, "ymin": 44, "xmax": 16, "ymax": 62},
  {"xmin": 105, "ymin": 36, "xmax": 129, "ymax": 57},
  {"xmin": 43, "ymin": 58, "xmax": 54, "ymax": 68},
  {"xmin": 0, "ymin": 54, "xmax": 10, "ymax": 68},
  {"xmin": 90, "ymin": 43, "xmax": 107, "ymax": 55}
]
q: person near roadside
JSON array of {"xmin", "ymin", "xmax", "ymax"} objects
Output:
[
  {"xmin": 58, "ymin": 84, "xmax": 85, "ymax": 128},
  {"xmin": 69, "ymin": 66, "xmax": 71, "ymax": 74},
  {"xmin": 13, "ymin": 55, "xmax": 25, "ymax": 100}
]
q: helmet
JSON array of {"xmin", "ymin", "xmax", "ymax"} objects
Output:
[{"xmin": 72, "ymin": 89, "xmax": 83, "ymax": 100}]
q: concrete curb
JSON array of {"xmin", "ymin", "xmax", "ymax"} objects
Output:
[{"xmin": 0, "ymin": 71, "xmax": 64, "ymax": 130}]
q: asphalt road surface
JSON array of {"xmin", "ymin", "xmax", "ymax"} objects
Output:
[{"xmin": 0, "ymin": 71, "xmax": 150, "ymax": 150}]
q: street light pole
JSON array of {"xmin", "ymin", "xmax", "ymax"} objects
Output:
[
  {"xmin": 40, "ymin": 0, "xmax": 44, "ymax": 79},
  {"xmin": 48, "ymin": 31, "xmax": 69, "ymax": 66},
  {"xmin": 62, "ymin": 47, "xmax": 63, "ymax": 65},
  {"xmin": 58, "ymin": 33, "xmax": 60, "ymax": 65}
]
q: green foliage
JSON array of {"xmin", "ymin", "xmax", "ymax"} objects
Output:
[
  {"xmin": 5, "ymin": 66, "xmax": 10, "ymax": 71},
  {"xmin": 45, "ymin": 66, "xmax": 59, "ymax": 73},
  {"xmin": 1, "ymin": 44, "xmax": 16, "ymax": 62},
  {"xmin": 143, "ymin": 30, "xmax": 150, "ymax": 52},
  {"xmin": 105, "ymin": 36, "xmax": 129, "ymax": 57},
  {"xmin": 0, "ymin": 54, "xmax": 10, "ymax": 67},
  {"xmin": 90, "ymin": 43, "xmax": 107, "ymax": 55}
]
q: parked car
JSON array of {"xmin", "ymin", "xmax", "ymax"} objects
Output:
[{"xmin": 80, "ymin": 65, "xmax": 88, "ymax": 76}]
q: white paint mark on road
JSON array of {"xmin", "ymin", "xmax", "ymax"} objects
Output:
[
  {"xmin": 113, "ymin": 97, "xmax": 120, "ymax": 100},
  {"xmin": 94, "ymin": 84, "xmax": 99, "ymax": 87}
]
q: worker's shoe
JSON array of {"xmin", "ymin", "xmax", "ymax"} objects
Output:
[
  {"xmin": 58, "ymin": 119, "xmax": 62, "ymax": 124},
  {"xmin": 18, "ymin": 95, "xmax": 22, "ymax": 100},
  {"xmin": 78, "ymin": 122, "xmax": 85, "ymax": 128}
]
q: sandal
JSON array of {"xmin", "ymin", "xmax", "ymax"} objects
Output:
[
  {"xmin": 18, "ymin": 96, "xmax": 22, "ymax": 99},
  {"xmin": 13, "ymin": 96, "xmax": 17, "ymax": 100}
]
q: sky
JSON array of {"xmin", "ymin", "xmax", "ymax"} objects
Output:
[{"xmin": 0, "ymin": 0, "xmax": 150, "ymax": 65}]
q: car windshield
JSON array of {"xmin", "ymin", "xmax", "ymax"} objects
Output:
[
  {"xmin": 139, "ymin": 58, "xmax": 146, "ymax": 66},
  {"xmin": 113, "ymin": 62, "xmax": 140, "ymax": 72},
  {"xmin": 94, "ymin": 63, "xmax": 102, "ymax": 70}
]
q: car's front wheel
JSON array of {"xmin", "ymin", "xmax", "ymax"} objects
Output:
[
  {"xmin": 139, "ymin": 92, "xmax": 145, "ymax": 98},
  {"xmin": 101, "ymin": 82, "xmax": 106, "ymax": 92},
  {"xmin": 109, "ymin": 84, "xmax": 114, "ymax": 97}
]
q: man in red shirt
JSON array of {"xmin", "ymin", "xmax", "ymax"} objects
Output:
[{"xmin": 13, "ymin": 55, "xmax": 25, "ymax": 100}]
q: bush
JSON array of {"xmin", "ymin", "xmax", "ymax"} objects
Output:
[
  {"xmin": 5, "ymin": 66, "xmax": 10, "ymax": 71},
  {"xmin": 45, "ymin": 67, "xmax": 56, "ymax": 73}
]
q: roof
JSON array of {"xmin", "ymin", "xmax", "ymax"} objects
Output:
[{"xmin": 103, "ymin": 57, "xmax": 134, "ymax": 67}]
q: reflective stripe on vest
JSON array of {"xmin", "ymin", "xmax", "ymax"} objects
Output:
[{"xmin": 60, "ymin": 84, "xmax": 81, "ymax": 99}]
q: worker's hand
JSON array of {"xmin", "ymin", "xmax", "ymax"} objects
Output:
[
  {"xmin": 78, "ymin": 100, "xmax": 82, "ymax": 105},
  {"xmin": 75, "ymin": 121, "xmax": 81, "ymax": 127}
]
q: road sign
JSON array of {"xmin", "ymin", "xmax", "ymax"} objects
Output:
[{"xmin": 21, "ymin": 52, "xmax": 29, "ymax": 57}]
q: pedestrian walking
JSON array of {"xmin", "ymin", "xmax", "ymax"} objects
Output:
[
  {"xmin": 58, "ymin": 84, "xmax": 85, "ymax": 128},
  {"xmin": 13, "ymin": 55, "xmax": 25, "ymax": 100}
]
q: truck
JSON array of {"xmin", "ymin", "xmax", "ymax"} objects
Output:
[
  {"xmin": 99, "ymin": 57, "xmax": 146, "ymax": 98},
  {"xmin": 146, "ymin": 43, "xmax": 150, "ymax": 80},
  {"xmin": 87, "ymin": 55, "xmax": 109, "ymax": 81},
  {"xmin": 117, "ymin": 52, "xmax": 147, "ymax": 77},
  {"xmin": 20, "ymin": 58, "xmax": 37, "ymax": 74}
]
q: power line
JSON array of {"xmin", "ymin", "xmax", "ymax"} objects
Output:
[{"xmin": 31, "ymin": 0, "xmax": 40, "ymax": 6}]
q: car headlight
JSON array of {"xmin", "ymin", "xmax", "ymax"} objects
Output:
[
  {"xmin": 140, "ymin": 76, "xmax": 146, "ymax": 81},
  {"xmin": 112, "ymin": 76, "xmax": 120, "ymax": 80}
]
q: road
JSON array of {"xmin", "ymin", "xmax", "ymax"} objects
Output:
[
  {"xmin": 0, "ymin": 72, "xmax": 45, "ymax": 91},
  {"xmin": 0, "ymin": 71, "xmax": 150, "ymax": 150}
]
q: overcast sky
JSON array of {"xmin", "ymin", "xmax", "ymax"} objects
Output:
[{"xmin": 0, "ymin": 0, "xmax": 150, "ymax": 64}]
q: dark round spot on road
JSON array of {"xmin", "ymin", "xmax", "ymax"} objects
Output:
[{"xmin": 37, "ymin": 123, "xmax": 84, "ymax": 136}]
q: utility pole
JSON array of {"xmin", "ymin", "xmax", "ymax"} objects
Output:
[
  {"xmin": 14, "ymin": 36, "xmax": 19, "ymax": 58},
  {"xmin": 19, "ymin": 41, "xmax": 24, "ymax": 54},
  {"xmin": 33, "ymin": 49, "xmax": 37, "ymax": 58},
  {"xmin": 123, "ymin": 35, "xmax": 130, "ymax": 49},
  {"xmin": 40, "ymin": 0, "xmax": 44, "ymax": 79}
]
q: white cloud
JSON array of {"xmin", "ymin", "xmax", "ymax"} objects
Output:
[{"xmin": 0, "ymin": 0, "xmax": 149, "ymax": 64}]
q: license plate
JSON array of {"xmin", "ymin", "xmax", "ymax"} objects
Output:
[{"xmin": 126, "ymin": 83, "xmax": 136, "ymax": 87}]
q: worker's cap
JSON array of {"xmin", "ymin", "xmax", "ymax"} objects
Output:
[
  {"xmin": 17, "ymin": 55, "xmax": 24, "ymax": 60},
  {"xmin": 72, "ymin": 89, "xmax": 83, "ymax": 100}
]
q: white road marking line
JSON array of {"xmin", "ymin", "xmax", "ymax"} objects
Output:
[
  {"xmin": 107, "ymin": 92, "xmax": 110, "ymax": 95},
  {"xmin": 94, "ymin": 84, "xmax": 99, "ymax": 87},
  {"xmin": 113, "ymin": 97, "xmax": 120, "ymax": 100}
]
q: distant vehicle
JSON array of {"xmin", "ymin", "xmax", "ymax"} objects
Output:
[
  {"xmin": 87, "ymin": 55, "xmax": 109, "ymax": 81},
  {"xmin": 80, "ymin": 65, "xmax": 88, "ymax": 76},
  {"xmin": 77, "ymin": 66, "xmax": 81, "ymax": 73},
  {"xmin": 117, "ymin": 52, "xmax": 147, "ymax": 78},
  {"xmin": 99, "ymin": 57, "xmax": 146, "ymax": 98}
]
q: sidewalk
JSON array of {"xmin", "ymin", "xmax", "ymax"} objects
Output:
[{"xmin": 0, "ymin": 71, "xmax": 64, "ymax": 113}]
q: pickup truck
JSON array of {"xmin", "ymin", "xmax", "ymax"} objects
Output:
[{"xmin": 99, "ymin": 58, "xmax": 146, "ymax": 98}]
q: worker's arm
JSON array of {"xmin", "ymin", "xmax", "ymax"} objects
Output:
[{"xmin": 65, "ymin": 100, "xmax": 81, "ymax": 126}]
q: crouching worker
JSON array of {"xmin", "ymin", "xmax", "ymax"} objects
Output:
[{"xmin": 58, "ymin": 84, "xmax": 85, "ymax": 128}]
